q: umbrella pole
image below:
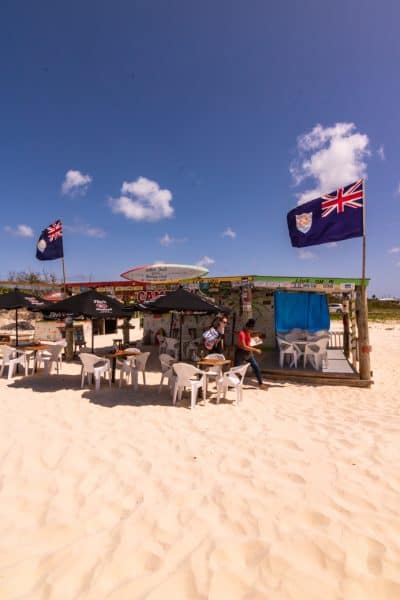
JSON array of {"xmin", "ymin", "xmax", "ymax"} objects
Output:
[
  {"xmin": 169, "ymin": 312, "xmax": 174, "ymax": 337},
  {"xmin": 92, "ymin": 320, "xmax": 94, "ymax": 353},
  {"xmin": 179, "ymin": 312, "xmax": 183, "ymax": 361},
  {"xmin": 15, "ymin": 308, "xmax": 19, "ymax": 347}
]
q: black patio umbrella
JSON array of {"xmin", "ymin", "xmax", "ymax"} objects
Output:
[
  {"xmin": 41, "ymin": 290, "xmax": 136, "ymax": 351},
  {"xmin": 138, "ymin": 287, "xmax": 229, "ymax": 359},
  {"xmin": 0, "ymin": 288, "xmax": 47, "ymax": 346}
]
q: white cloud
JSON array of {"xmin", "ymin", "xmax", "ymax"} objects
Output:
[
  {"xmin": 388, "ymin": 247, "xmax": 400, "ymax": 254},
  {"xmin": 290, "ymin": 122, "xmax": 370, "ymax": 204},
  {"xmin": 377, "ymin": 145, "xmax": 385, "ymax": 160},
  {"xmin": 4, "ymin": 224, "xmax": 34, "ymax": 237},
  {"xmin": 222, "ymin": 227, "xmax": 236, "ymax": 239},
  {"xmin": 197, "ymin": 256, "xmax": 215, "ymax": 267},
  {"xmin": 160, "ymin": 233, "xmax": 173, "ymax": 246},
  {"xmin": 61, "ymin": 170, "xmax": 92, "ymax": 195},
  {"xmin": 64, "ymin": 223, "xmax": 106, "ymax": 238},
  {"xmin": 109, "ymin": 176, "xmax": 174, "ymax": 222},
  {"xmin": 298, "ymin": 248, "xmax": 317, "ymax": 260},
  {"xmin": 159, "ymin": 233, "xmax": 187, "ymax": 246}
]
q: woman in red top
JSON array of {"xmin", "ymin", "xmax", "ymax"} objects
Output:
[{"xmin": 234, "ymin": 318, "xmax": 266, "ymax": 387}]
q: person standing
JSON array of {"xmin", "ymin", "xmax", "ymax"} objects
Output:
[{"xmin": 234, "ymin": 318, "xmax": 267, "ymax": 388}]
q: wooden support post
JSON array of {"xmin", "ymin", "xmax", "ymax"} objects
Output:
[
  {"xmin": 356, "ymin": 285, "xmax": 371, "ymax": 380},
  {"xmin": 241, "ymin": 285, "xmax": 253, "ymax": 321},
  {"xmin": 65, "ymin": 322, "xmax": 74, "ymax": 362},
  {"xmin": 342, "ymin": 295, "xmax": 350, "ymax": 358},
  {"xmin": 350, "ymin": 290, "xmax": 357, "ymax": 366},
  {"xmin": 122, "ymin": 317, "xmax": 130, "ymax": 346}
]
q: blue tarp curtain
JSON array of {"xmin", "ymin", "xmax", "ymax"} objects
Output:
[{"xmin": 274, "ymin": 291, "xmax": 330, "ymax": 333}]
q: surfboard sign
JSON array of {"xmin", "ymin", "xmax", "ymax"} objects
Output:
[{"xmin": 120, "ymin": 263, "xmax": 209, "ymax": 283}]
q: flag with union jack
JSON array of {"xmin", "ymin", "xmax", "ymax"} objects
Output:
[
  {"xmin": 287, "ymin": 180, "xmax": 364, "ymax": 247},
  {"xmin": 36, "ymin": 219, "xmax": 64, "ymax": 260}
]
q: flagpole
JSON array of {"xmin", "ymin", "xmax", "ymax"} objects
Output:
[
  {"xmin": 61, "ymin": 255, "xmax": 67, "ymax": 297},
  {"xmin": 357, "ymin": 178, "xmax": 371, "ymax": 381},
  {"xmin": 362, "ymin": 178, "xmax": 366, "ymax": 283}
]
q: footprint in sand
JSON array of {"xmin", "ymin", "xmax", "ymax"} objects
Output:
[
  {"xmin": 287, "ymin": 472, "xmax": 306, "ymax": 484},
  {"xmin": 278, "ymin": 439, "xmax": 304, "ymax": 452},
  {"xmin": 304, "ymin": 510, "xmax": 331, "ymax": 527}
]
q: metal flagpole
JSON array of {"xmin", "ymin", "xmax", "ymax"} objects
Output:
[
  {"xmin": 60, "ymin": 221, "xmax": 74, "ymax": 360},
  {"xmin": 61, "ymin": 255, "xmax": 67, "ymax": 297},
  {"xmin": 357, "ymin": 178, "xmax": 371, "ymax": 381},
  {"xmin": 362, "ymin": 178, "xmax": 367, "ymax": 283}
]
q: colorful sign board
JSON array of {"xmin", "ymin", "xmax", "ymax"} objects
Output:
[
  {"xmin": 67, "ymin": 274, "xmax": 369, "ymax": 298},
  {"xmin": 252, "ymin": 276, "xmax": 367, "ymax": 292},
  {"xmin": 121, "ymin": 263, "xmax": 208, "ymax": 283}
]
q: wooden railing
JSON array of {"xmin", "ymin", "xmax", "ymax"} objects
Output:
[{"xmin": 328, "ymin": 331, "xmax": 344, "ymax": 349}]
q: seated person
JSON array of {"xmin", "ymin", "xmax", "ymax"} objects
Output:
[
  {"xmin": 212, "ymin": 315, "xmax": 228, "ymax": 354},
  {"xmin": 202, "ymin": 320, "xmax": 222, "ymax": 355}
]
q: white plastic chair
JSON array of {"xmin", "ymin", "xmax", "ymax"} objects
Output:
[
  {"xmin": 131, "ymin": 351, "xmax": 151, "ymax": 390},
  {"xmin": 79, "ymin": 353, "xmax": 111, "ymax": 391},
  {"xmin": 118, "ymin": 356, "xmax": 135, "ymax": 387},
  {"xmin": 185, "ymin": 337, "xmax": 202, "ymax": 361},
  {"xmin": 172, "ymin": 362, "xmax": 206, "ymax": 409},
  {"xmin": 276, "ymin": 336, "xmax": 298, "ymax": 368},
  {"xmin": 216, "ymin": 363, "xmax": 249, "ymax": 405},
  {"xmin": 159, "ymin": 353, "xmax": 176, "ymax": 393},
  {"xmin": 307, "ymin": 330, "xmax": 329, "ymax": 341},
  {"xmin": 285, "ymin": 328, "xmax": 305, "ymax": 342},
  {"xmin": 117, "ymin": 349, "xmax": 141, "ymax": 387},
  {"xmin": 34, "ymin": 345, "xmax": 64, "ymax": 375},
  {"xmin": 164, "ymin": 337, "xmax": 179, "ymax": 359},
  {"xmin": 158, "ymin": 335, "xmax": 167, "ymax": 355},
  {"xmin": 203, "ymin": 352, "xmax": 226, "ymax": 380},
  {"xmin": 0, "ymin": 345, "xmax": 29, "ymax": 379},
  {"xmin": 303, "ymin": 337, "xmax": 329, "ymax": 370}
]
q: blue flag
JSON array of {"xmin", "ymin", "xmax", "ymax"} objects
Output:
[
  {"xmin": 36, "ymin": 220, "xmax": 64, "ymax": 261},
  {"xmin": 287, "ymin": 180, "xmax": 364, "ymax": 248}
]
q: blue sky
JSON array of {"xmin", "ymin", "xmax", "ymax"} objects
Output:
[{"xmin": 1, "ymin": 0, "xmax": 399, "ymax": 296}]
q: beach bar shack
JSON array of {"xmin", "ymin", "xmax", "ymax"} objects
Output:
[{"xmin": 64, "ymin": 272, "xmax": 371, "ymax": 387}]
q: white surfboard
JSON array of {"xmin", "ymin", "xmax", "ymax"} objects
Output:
[{"xmin": 120, "ymin": 263, "xmax": 209, "ymax": 283}]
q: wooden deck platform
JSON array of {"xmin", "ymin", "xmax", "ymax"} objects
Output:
[{"xmin": 260, "ymin": 348, "xmax": 372, "ymax": 387}]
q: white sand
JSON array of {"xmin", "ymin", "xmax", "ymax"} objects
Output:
[{"xmin": 0, "ymin": 324, "xmax": 399, "ymax": 599}]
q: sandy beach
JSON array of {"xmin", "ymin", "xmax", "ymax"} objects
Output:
[{"xmin": 0, "ymin": 323, "xmax": 399, "ymax": 599}]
